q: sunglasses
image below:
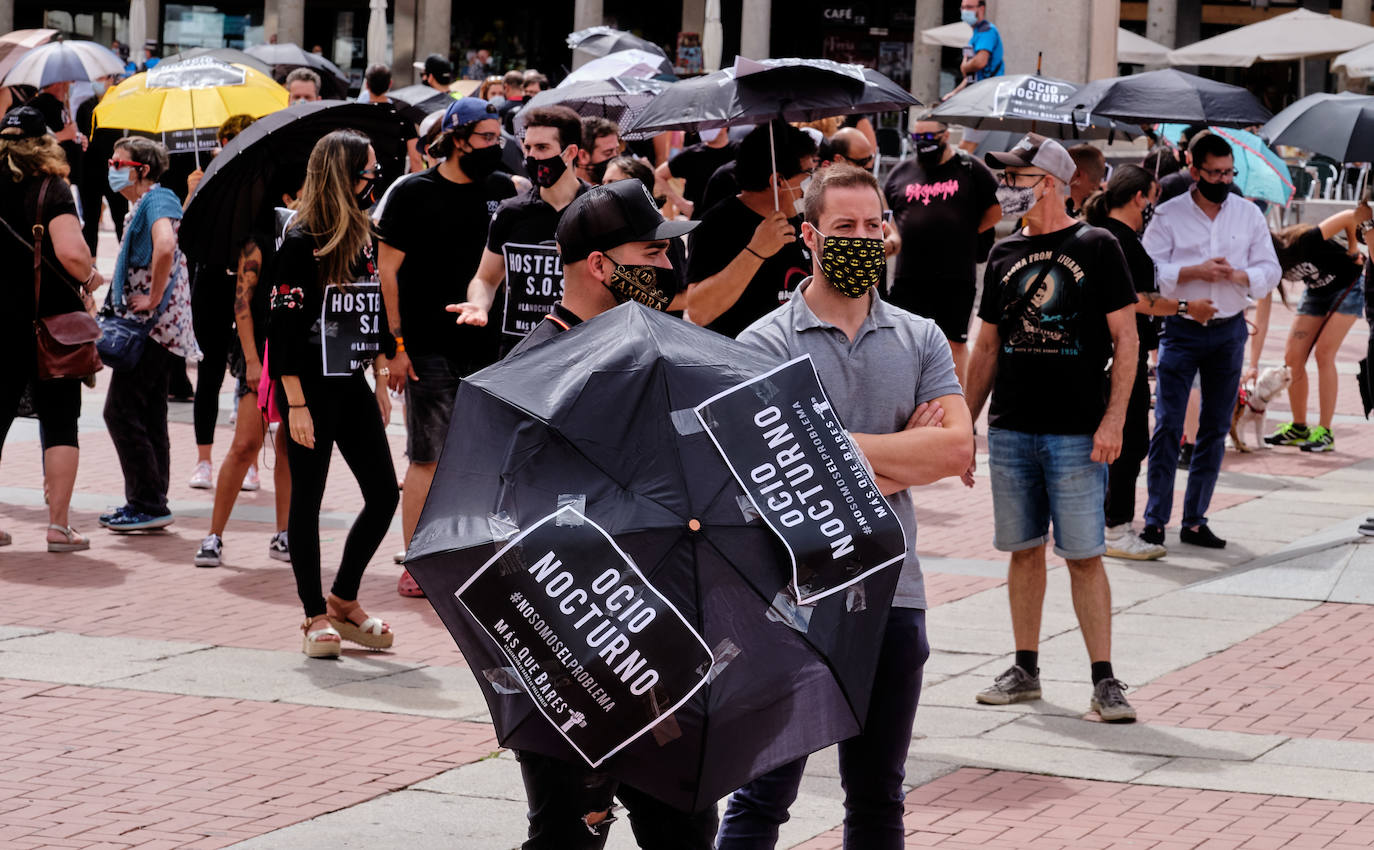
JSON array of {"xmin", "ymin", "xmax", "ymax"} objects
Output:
[{"xmin": 910, "ymin": 132, "xmax": 944, "ymax": 143}]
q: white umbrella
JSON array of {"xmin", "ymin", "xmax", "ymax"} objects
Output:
[
  {"xmin": 559, "ymin": 49, "xmax": 669, "ymax": 87},
  {"xmin": 922, "ymin": 22, "xmax": 1169, "ymax": 65},
  {"xmin": 1333, "ymin": 42, "xmax": 1374, "ymax": 77},
  {"xmin": 3, "ymin": 40, "xmax": 126, "ymax": 87},
  {"xmin": 1167, "ymin": 8, "xmax": 1374, "ymax": 66},
  {"xmin": 366, "ymin": 0, "xmax": 389, "ymax": 68}
]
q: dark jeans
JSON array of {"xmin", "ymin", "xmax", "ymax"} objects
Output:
[
  {"xmin": 190, "ymin": 265, "xmax": 235, "ymax": 446},
  {"xmin": 717, "ymin": 608, "xmax": 930, "ymax": 850},
  {"xmin": 103, "ymin": 342, "xmax": 174, "ymax": 515},
  {"xmin": 283, "ymin": 372, "xmax": 398, "ymax": 618},
  {"xmin": 1145, "ymin": 314, "xmax": 1246, "ymax": 529},
  {"xmin": 516, "ymin": 750, "xmax": 719, "ymax": 850},
  {"xmin": 1105, "ymin": 352, "xmax": 1152, "ymax": 528}
]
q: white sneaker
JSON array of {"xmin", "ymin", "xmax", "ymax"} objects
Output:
[
  {"xmin": 241, "ymin": 464, "xmax": 260, "ymax": 491},
  {"xmin": 189, "ymin": 460, "xmax": 213, "ymax": 489},
  {"xmin": 194, "ymin": 534, "xmax": 222, "ymax": 567},
  {"xmin": 268, "ymin": 530, "xmax": 290, "ymax": 562},
  {"xmin": 1105, "ymin": 525, "xmax": 1166, "ymax": 561}
]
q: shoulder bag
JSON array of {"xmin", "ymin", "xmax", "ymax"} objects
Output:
[{"xmin": 95, "ymin": 194, "xmax": 176, "ymax": 372}]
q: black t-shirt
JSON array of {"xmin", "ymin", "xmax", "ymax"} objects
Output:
[
  {"xmin": 696, "ymin": 162, "xmax": 738, "ymax": 223},
  {"xmin": 668, "ymin": 141, "xmax": 738, "ymax": 218},
  {"xmin": 379, "ymin": 166, "xmax": 516, "ymax": 366},
  {"xmin": 884, "ymin": 151, "xmax": 998, "ymax": 291},
  {"xmin": 1102, "ymin": 217, "xmax": 1159, "ymax": 353},
  {"xmin": 1284, "ymin": 226, "xmax": 1363, "ymax": 296},
  {"xmin": 686, "ymin": 196, "xmax": 810, "ymax": 339},
  {"xmin": 486, "ymin": 182, "xmax": 590, "ymax": 345},
  {"xmin": 370, "ymin": 100, "xmax": 419, "ymax": 198},
  {"xmin": 978, "ymin": 223, "xmax": 1138, "ymax": 435},
  {"xmin": 507, "ymin": 301, "xmax": 582, "ymax": 357},
  {"xmin": 30, "ymin": 92, "xmax": 83, "ymax": 186},
  {"xmin": 2, "ymin": 174, "xmax": 82, "ymax": 336}
]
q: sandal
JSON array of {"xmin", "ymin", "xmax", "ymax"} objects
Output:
[
  {"xmin": 47, "ymin": 525, "xmax": 89, "ymax": 553},
  {"xmin": 327, "ymin": 597, "xmax": 395, "ymax": 650},
  {"xmin": 301, "ymin": 614, "xmax": 341, "ymax": 659}
]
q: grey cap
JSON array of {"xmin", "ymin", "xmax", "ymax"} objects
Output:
[{"xmin": 985, "ymin": 133, "xmax": 1076, "ymax": 184}]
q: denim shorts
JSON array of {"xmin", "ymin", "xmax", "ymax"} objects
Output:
[
  {"xmin": 1297, "ymin": 279, "xmax": 1365, "ymax": 318},
  {"xmin": 987, "ymin": 427, "xmax": 1107, "ymax": 560},
  {"xmin": 404, "ymin": 352, "xmax": 463, "ymax": 463}
]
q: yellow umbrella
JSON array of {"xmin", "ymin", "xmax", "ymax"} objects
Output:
[{"xmin": 94, "ymin": 57, "xmax": 288, "ymax": 166}]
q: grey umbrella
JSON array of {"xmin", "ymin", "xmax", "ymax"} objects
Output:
[
  {"xmin": 567, "ymin": 26, "xmax": 669, "ymax": 60},
  {"xmin": 1261, "ymin": 91, "xmax": 1374, "ymax": 163},
  {"xmin": 1056, "ymin": 68, "xmax": 1271, "ymax": 128},
  {"xmin": 514, "ymin": 76, "xmax": 666, "ymax": 136},
  {"xmin": 931, "ymin": 73, "xmax": 1140, "ymax": 140},
  {"xmin": 159, "ymin": 46, "xmax": 272, "ymax": 76}
]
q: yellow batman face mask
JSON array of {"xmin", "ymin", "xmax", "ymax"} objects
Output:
[{"xmin": 815, "ymin": 230, "xmax": 886, "ymax": 298}]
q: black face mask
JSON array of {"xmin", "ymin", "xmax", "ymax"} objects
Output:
[
  {"xmin": 587, "ymin": 158, "xmax": 610, "ymax": 184},
  {"xmin": 915, "ymin": 140, "xmax": 944, "ymax": 165},
  {"xmin": 459, "ymin": 143, "xmax": 503, "ymax": 180},
  {"xmin": 356, "ymin": 178, "xmax": 376, "ymax": 210},
  {"xmin": 602, "ymin": 255, "xmax": 672, "ymax": 311},
  {"xmin": 525, "ymin": 150, "xmax": 569, "ymax": 188},
  {"xmin": 1196, "ymin": 178, "xmax": 1230, "ymax": 204}
]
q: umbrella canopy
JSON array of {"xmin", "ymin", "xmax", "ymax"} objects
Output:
[
  {"xmin": 930, "ymin": 73, "xmax": 1141, "ymax": 140},
  {"xmin": 1167, "ymin": 8, "xmax": 1374, "ymax": 67},
  {"xmin": 1210, "ymin": 126, "xmax": 1294, "ymax": 205},
  {"xmin": 1262, "ymin": 91, "xmax": 1374, "ymax": 163},
  {"xmin": 159, "ymin": 46, "xmax": 272, "ymax": 76},
  {"xmin": 1056, "ymin": 68, "xmax": 1271, "ymax": 128},
  {"xmin": 515, "ymin": 76, "xmax": 665, "ymax": 136},
  {"xmin": 0, "ymin": 28, "xmax": 57, "ymax": 80},
  {"xmin": 406, "ymin": 302, "xmax": 899, "ymax": 812},
  {"xmin": 1332, "ymin": 41, "xmax": 1374, "ymax": 77},
  {"xmin": 244, "ymin": 42, "xmax": 350, "ymax": 98},
  {"xmin": 180, "ymin": 100, "xmax": 413, "ymax": 267},
  {"xmin": 560, "ymin": 48, "xmax": 676, "ymax": 87},
  {"xmin": 922, "ymin": 22, "xmax": 1169, "ymax": 65},
  {"xmin": 567, "ymin": 26, "xmax": 668, "ymax": 60},
  {"xmin": 3, "ymin": 40, "xmax": 125, "ymax": 87},
  {"xmin": 388, "ymin": 83, "xmax": 455, "ymax": 124}
]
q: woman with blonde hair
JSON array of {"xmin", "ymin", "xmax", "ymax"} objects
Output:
[
  {"xmin": 269, "ymin": 129, "xmax": 398, "ymax": 658},
  {"xmin": 0, "ymin": 106, "xmax": 102, "ymax": 551}
]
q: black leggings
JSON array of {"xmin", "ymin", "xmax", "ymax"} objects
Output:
[
  {"xmin": 0, "ymin": 357, "xmax": 81, "ymax": 459},
  {"xmin": 191, "ymin": 266, "xmax": 235, "ymax": 446},
  {"xmin": 1105, "ymin": 352, "xmax": 1151, "ymax": 529},
  {"xmin": 284, "ymin": 372, "xmax": 398, "ymax": 618}
]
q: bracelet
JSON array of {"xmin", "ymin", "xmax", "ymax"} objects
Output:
[
  {"xmin": 83, "ymin": 268, "xmax": 97, "ymax": 285},
  {"xmin": 392, "ymin": 334, "xmax": 404, "ymax": 345},
  {"xmin": 395, "ymin": 342, "xmax": 405, "ymax": 353},
  {"xmin": 288, "ymin": 403, "xmax": 307, "ymax": 409},
  {"xmin": 744, "ymin": 246, "xmax": 765, "ymax": 260},
  {"xmin": 1177, "ymin": 299, "xmax": 1189, "ymax": 317}
]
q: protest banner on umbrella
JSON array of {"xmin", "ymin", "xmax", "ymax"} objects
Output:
[
  {"xmin": 455, "ymin": 505, "xmax": 713, "ymax": 768},
  {"xmin": 501, "ymin": 242, "xmax": 565, "ymax": 339},
  {"xmin": 320, "ymin": 283, "xmax": 383, "ymax": 375},
  {"xmin": 695, "ymin": 355, "xmax": 906, "ymax": 605}
]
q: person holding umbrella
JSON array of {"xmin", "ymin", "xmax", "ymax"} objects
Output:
[{"xmin": 717, "ymin": 164, "xmax": 973, "ymax": 849}]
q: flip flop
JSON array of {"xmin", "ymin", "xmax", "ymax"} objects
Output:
[{"xmin": 47, "ymin": 525, "xmax": 90, "ymax": 553}]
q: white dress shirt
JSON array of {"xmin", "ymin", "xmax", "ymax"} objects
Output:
[{"xmin": 1142, "ymin": 189, "xmax": 1281, "ymax": 320}]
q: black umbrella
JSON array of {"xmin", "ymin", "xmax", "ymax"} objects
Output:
[
  {"xmin": 514, "ymin": 76, "xmax": 666, "ymax": 136},
  {"xmin": 180, "ymin": 100, "xmax": 412, "ymax": 267},
  {"xmin": 932, "ymin": 73, "xmax": 1140, "ymax": 141},
  {"xmin": 158, "ymin": 46, "xmax": 273, "ymax": 76},
  {"xmin": 388, "ymin": 83, "xmax": 455, "ymax": 124},
  {"xmin": 405, "ymin": 303, "xmax": 899, "ymax": 812},
  {"xmin": 244, "ymin": 42, "xmax": 350, "ymax": 98},
  {"xmin": 1056, "ymin": 68, "xmax": 1271, "ymax": 128},
  {"xmin": 1261, "ymin": 91, "xmax": 1374, "ymax": 163},
  {"xmin": 567, "ymin": 26, "xmax": 669, "ymax": 61}
]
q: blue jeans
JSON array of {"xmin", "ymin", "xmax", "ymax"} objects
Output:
[
  {"xmin": 716, "ymin": 608, "xmax": 929, "ymax": 850},
  {"xmin": 986, "ymin": 428, "xmax": 1107, "ymax": 559},
  {"xmin": 1145, "ymin": 314, "xmax": 1246, "ymax": 529}
]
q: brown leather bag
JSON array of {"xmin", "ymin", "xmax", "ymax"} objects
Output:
[{"xmin": 29, "ymin": 177, "xmax": 102, "ymax": 381}]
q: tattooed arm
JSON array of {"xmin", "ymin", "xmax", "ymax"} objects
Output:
[
  {"xmin": 1134, "ymin": 290, "xmax": 1218, "ymax": 323},
  {"xmin": 235, "ymin": 239, "xmax": 264, "ymax": 388}
]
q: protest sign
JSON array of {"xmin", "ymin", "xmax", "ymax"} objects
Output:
[
  {"xmin": 320, "ymin": 283, "xmax": 383, "ymax": 376},
  {"xmin": 694, "ymin": 355, "xmax": 906, "ymax": 605},
  {"xmin": 456, "ymin": 506, "xmax": 713, "ymax": 767},
  {"xmin": 501, "ymin": 242, "xmax": 565, "ymax": 339}
]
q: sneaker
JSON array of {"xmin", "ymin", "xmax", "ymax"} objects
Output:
[
  {"xmin": 106, "ymin": 510, "xmax": 174, "ymax": 532},
  {"xmin": 976, "ymin": 665, "xmax": 1042, "ymax": 705},
  {"xmin": 194, "ymin": 534, "xmax": 223, "ymax": 567},
  {"xmin": 189, "ymin": 460, "xmax": 213, "ymax": 489},
  {"xmin": 1180, "ymin": 525, "xmax": 1227, "ymax": 549},
  {"xmin": 1106, "ymin": 525, "xmax": 1166, "ymax": 561},
  {"xmin": 1091, "ymin": 677, "xmax": 1137, "ymax": 723},
  {"xmin": 1360, "ymin": 520, "xmax": 1374, "ymax": 537},
  {"xmin": 241, "ymin": 464, "xmax": 261, "ymax": 491},
  {"xmin": 98, "ymin": 505, "xmax": 133, "ymax": 527},
  {"xmin": 268, "ymin": 530, "xmax": 291, "ymax": 562},
  {"xmin": 1298, "ymin": 426, "xmax": 1334, "ymax": 453},
  {"xmin": 1141, "ymin": 524, "xmax": 1165, "ymax": 546},
  {"xmin": 1264, "ymin": 421, "xmax": 1310, "ymax": 446},
  {"xmin": 1178, "ymin": 441, "xmax": 1195, "ymax": 470},
  {"xmin": 393, "ymin": 549, "xmax": 406, "ymax": 564}
]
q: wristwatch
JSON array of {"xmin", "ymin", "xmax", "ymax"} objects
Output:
[{"xmin": 1177, "ymin": 299, "xmax": 1189, "ymax": 317}]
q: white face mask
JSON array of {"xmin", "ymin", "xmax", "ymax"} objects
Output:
[{"xmin": 698, "ymin": 127, "xmax": 723, "ymax": 144}]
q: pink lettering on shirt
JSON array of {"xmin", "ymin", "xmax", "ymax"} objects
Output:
[{"xmin": 904, "ymin": 179, "xmax": 960, "ymax": 206}]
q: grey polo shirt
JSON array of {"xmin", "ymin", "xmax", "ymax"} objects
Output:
[{"xmin": 737, "ymin": 279, "xmax": 963, "ymax": 609}]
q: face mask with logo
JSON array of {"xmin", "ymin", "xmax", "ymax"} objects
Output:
[
  {"xmin": 107, "ymin": 165, "xmax": 134, "ymax": 192},
  {"xmin": 915, "ymin": 139, "xmax": 945, "ymax": 166},
  {"xmin": 525, "ymin": 149, "xmax": 569, "ymax": 188},
  {"xmin": 356, "ymin": 178, "xmax": 377, "ymax": 210},
  {"xmin": 601, "ymin": 255, "xmax": 672, "ymax": 311},
  {"xmin": 961, "ymin": 9, "xmax": 979, "ymax": 25},
  {"xmin": 815, "ymin": 230, "xmax": 886, "ymax": 298},
  {"xmin": 459, "ymin": 143, "xmax": 503, "ymax": 180},
  {"xmin": 996, "ymin": 184, "xmax": 1037, "ymax": 218},
  {"xmin": 1196, "ymin": 178, "xmax": 1230, "ymax": 204}
]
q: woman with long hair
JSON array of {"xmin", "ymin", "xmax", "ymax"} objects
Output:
[
  {"xmin": 269, "ymin": 129, "xmax": 398, "ymax": 658},
  {"xmin": 1083, "ymin": 164, "xmax": 1217, "ymax": 560},
  {"xmin": 0, "ymin": 107, "xmax": 102, "ymax": 551}
]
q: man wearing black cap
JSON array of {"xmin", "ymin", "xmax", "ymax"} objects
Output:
[
  {"xmin": 965, "ymin": 133, "xmax": 1140, "ymax": 723},
  {"xmin": 477, "ymin": 179, "xmax": 715, "ymax": 848},
  {"xmin": 414, "ymin": 53, "xmax": 454, "ymax": 92}
]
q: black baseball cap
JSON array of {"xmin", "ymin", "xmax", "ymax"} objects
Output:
[
  {"xmin": 0, "ymin": 106, "xmax": 47, "ymax": 139},
  {"xmin": 413, "ymin": 53, "xmax": 453, "ymax": 84},
  {"xmin": 557, "ymin": 179, "xmax": 697, "ymax": 264}
]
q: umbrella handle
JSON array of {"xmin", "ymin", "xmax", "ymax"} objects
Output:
[
  {"xmin": 191, "ymin": 94, "xmax": 201, "ymax": 171},
  {"xmin": 770, "ymin": 120, "xmax": 779, "ymax": 211}
]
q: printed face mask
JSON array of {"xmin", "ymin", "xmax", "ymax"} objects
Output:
[
  {"xmin": 107, "ymin": 165, "xmax": 133, "ymax": 192},
  {"xmin": 815, "ymin": 230, "xmax": 886, "ymax": 298},
  {"xmin": 996, "ymin": 184, "xmax": 1036, "ymax": 218},
  {"xmin": 915, "ymin": 139, "xmax": 944, "ymax": 164},
  {"xmin": 525, "ymin": 149, "xmax": 569, "ymax": 188},
  {"xmin": 355, "ymin": 178, "xmax": 376, "ymax": 210},
  {"xmin": 1196, "ymin": 178, "xmax": 1230, "ymax": 204},
  {"xmin": 602, "ymin": 254, "xmax": 672, "ymax": 311}
]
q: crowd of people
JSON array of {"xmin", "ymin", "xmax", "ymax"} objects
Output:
[{"xmin": 1, "ymin": 31, "xmax": 1372, "ymax": 848}]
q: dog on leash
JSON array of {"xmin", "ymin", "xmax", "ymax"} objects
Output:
[{"xmin": 1230, "ymin": 365, "xmax": 1292, "ymax": 452}]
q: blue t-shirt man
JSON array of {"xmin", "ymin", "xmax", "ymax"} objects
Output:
[{"xmin": 962, "ymin": 1, "xmax": 1004, "ymax": 82}]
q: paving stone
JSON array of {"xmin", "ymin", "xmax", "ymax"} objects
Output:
[
  {"xmin": 0, "ymin": 626, "xmax": 46, "ymax": 641},
  {"xmin": 1136, "ymin": 757, "xmax": 1374, "ymax": 804},
  {"xmin": 906, "ymin": 737, "xmax": 1168, "ymax": 782},
  {"xmin": 0, "ymin": 631, "xmax": 209, "ymax": 661},
  {"xmin": 1256, "ymin": 738, "xmax": 1374, "ymax": 770},
  {"xmin": 108, "ymin": 646, "xmax": 415, "ymax": 700},
  {"xmin": 288, "ymin": 665, "xmax": 492, "ymax": 721},
  {"xmin": 1127, "ymin": 593, "xmax": 1317, "ymax": 623},
  {"xmin": 984, "ymin": 714, "xmax": 1285, "ymax": 761}
]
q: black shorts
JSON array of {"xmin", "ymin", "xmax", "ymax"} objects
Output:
[
  {"xmin": 404, "ymin": 352, "xmax": 463, "ymax": 464},
  {"xmin": 888, "ymin": 278, "xmax": 976, "ymax": 344}
]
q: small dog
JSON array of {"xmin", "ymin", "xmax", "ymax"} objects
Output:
[{"xmin": 1230, "ymin": 365, "xmax": 1292, "ymax": 452}]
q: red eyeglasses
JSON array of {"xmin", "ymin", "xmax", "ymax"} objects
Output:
[{"xmin": 107, "ymin": 158, "xmax": 143, "ymax": 170}]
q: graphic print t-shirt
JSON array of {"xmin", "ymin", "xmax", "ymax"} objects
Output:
[
  {"xmin": 978, "ymin": 223, "xmax": 1138, "ymax": 435},
  {"xmin": 884, "ymin": 153, "xmax": 998, "ymax": 292},
  {"xmin": 1285, "ymin": 226, "xmax": 1362, "ymax": 296}
]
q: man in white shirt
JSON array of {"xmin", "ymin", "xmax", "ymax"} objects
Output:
[{"xmin": 1141, "ymin": 132, "xmax": 1280, "ymax": 549}]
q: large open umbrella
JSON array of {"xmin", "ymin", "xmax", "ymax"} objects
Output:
[
  {"xmin": 244, "ymin": 42, "xmax": 350, "ymax": 98},
  {"xmin": 0, "ymin": 29, "xmax": 57, "ymax": 80},
  {"xmin": 406, "ymin": 302, "xmax": 900, "ymax": 812},
  {"xmin": 560, "ymin": 48, "xmax": 676, "ymax": 87},
  {"xmin": 568, "ymin": 26, "xmax": 668, "ymax": 61},
  {"xmin": 515, "ymin": 76, "xmax": 665, "ymax": 136},
  {"xmin": 159, "ymin": 46, "xmax": 272, "ymax": 76},
  {"xmin": 1333, "ymin": 42, "xmax": 1374, "ymax": 79},
  {"xmin": 1262, "ymin": 91, "xmax": 1374, "ymax": 163},
  {"xmin": 1056, "ymin": 68, "xmax": 1271, "ymax": 128},
  {"xmin": 3, "ymin": 40, "xmax": 125, "ymax": 87},
  {"xmin": 930, "ymin": 73, "xmax": 1140, "ymax": 140},
  {"xmin": 1167, "ymin": 8, "xmax": 1374, "ymax": 68},
  {"xmin": 387, "ymin": 83, "xmax": 455, "ymax": 124}
]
